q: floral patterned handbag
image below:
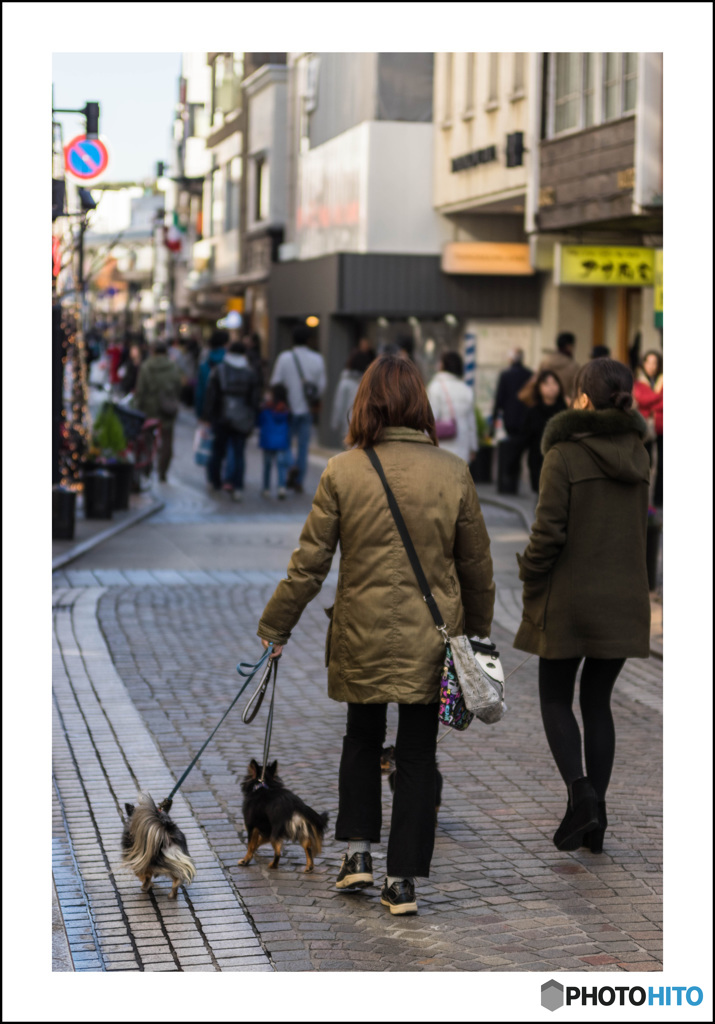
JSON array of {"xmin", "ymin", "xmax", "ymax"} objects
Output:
[{"xmin": 439, "ymin": 642, "xmax": 474, "ymax": 730}]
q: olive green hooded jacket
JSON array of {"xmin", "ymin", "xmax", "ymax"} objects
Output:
[
  {"xmin": 134, "ymin": 354, "xmax": 182, "ymax": 423},
  {"xmin": 513, "ymin": 408, "xmax": 651, "ymax": 659},
  {"xmin": 258, "ymin": 427, "xmax": 496, "ymax": 704}
]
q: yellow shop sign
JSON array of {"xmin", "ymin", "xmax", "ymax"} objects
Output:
[
  {"xmin": 556, "ymin": 245, "xmax": 655, "ymax": 286},
  {"xmin": 654, "ymin": 250, "xmax": 663, "ymax": 328}
]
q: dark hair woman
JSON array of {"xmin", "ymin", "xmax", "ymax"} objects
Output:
[
  {"xmin": 257, "ymin": 355, "xmax": 495, "ymax": 914},
  {"xmin": 513, "ymin": 358, "xmax": 651, "ymax": 854},
  {"xmin": 516, "ymin": 370, "xmax": 568, "ymax": 493}
]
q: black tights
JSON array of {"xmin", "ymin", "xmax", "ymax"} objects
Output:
[{"xmin": 538, "ymin": 657, "xmax": 625, "ymax": 801}]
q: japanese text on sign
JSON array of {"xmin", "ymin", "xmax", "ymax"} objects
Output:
[
  {"xmin": 654, "ymin": 249, "xmax": 663, "ymax": 328},
  {"xmin": 556, "ymin": 245, "xmax": 655, "ymax": 287}
]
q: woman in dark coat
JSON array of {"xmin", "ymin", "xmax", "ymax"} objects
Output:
[
  {"xmin": 256, "ymin": 356, "xmax": 495, "ymax": 914},
  {"xmin": 516, "ymin": 369, "xmax": 568, "ymax": 493},
  {"xmin": 514, "ymin": 358, "xmax": 651, "ymax": 854}
]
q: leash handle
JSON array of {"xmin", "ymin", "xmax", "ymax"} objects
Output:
[
  {"xmin": 163, "ymin": 644, "xmax": 274, "ymax": 805},
  {"xmin": 259, "ymin": 659, "xmax": 279, "ymax": 784}
]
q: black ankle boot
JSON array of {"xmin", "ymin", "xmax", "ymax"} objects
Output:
[
  {"xmin": 583, "ymin": 801, "xmax": 607, "ymax": 853},
  {"xmin": 553, "ymin": 777, "xmax": 599, "ymax": 851}
]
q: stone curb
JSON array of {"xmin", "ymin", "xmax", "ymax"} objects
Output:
[
  {"xmin": 52, "ymin": 496, "xmax": 165, "ymax": 571},
  {"xmin": 52, "ymin": 876, "xmax": 74, "ymax": 972}
]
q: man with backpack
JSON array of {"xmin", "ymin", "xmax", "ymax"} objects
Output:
[
  {"xmin": 133, "ymin": 340, "xmax": 183, "ymax": 482},
  {"xmin": 270, "ymin": 325, "xmax": 326, "ymax": 494},
  {"xmin": 203, "ymin": 339, "xmax": 261, "ymax": 501}
]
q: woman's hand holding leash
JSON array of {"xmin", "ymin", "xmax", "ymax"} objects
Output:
[{"xmin": 261, "ymin": 639, "xmax": 284, "ymax": 658}]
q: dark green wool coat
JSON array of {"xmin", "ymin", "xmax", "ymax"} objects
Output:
[
  {"xmin": 258, "ymin": 427, "xmax": 496, "ymax": 704},
  {"xmin": 513, "ymin": 408, "xmax": 651, "ymax": 660}
]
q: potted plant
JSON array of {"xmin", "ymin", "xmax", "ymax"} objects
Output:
[
  {"xmin": 85, "ymin": 402, "xmax": 134, "ymax": 511},
  {"xmin": 470, "ymin": 406, "xmax": 495, "ymax": 484}
]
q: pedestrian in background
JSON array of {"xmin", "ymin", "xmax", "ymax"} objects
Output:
[
  {"xmin": 243, "ymin": 331, "xmax": 265, "ymax": 390},
  {"xmin": 515, "ymin": 370, "xmax": 567, "ymax": 494},
  {"xmin": 195, "ymin": 329, "xmax": 228, "ymax": 422},
  {"xmin": 491, "ymin": 348, "xmax": 533, "ymax": 439},
  {"xmin": 633, "ymin": 351, "xmax": 663, "ymax": 508},
  {"xmin": 522, "ymin": 332, "xmax": 581, "ymax": 406},
  {"xmin": 133, "ymin": 340, "xmax": 183, "ymax": 482},
  {"xmin": 120, "ymin": 341, "xmax": 144, "ymax": 398},
  {"xmin": 590, "ymin": 345, "xmax": 610, "ymax": 360},
  {"xmin": 426, "ymin": 351, "xmax": 478, "ymax": 464},
  {"xmin": 331, "ymin": 348, "xmax": 376, "ymax": 436},
  {"xmin": 203, "ymin": 340, "xmax": 261, "ymax": 502},
  {"xmin": 256, "ymin": 355, "xmax": 495, "ymax": 915},
  {"xmin": 514, "ymin": 357, "xmax": 651, "ymax": 854},
  {"xmin": 270, "ymin": 326, "xmax": 326, "ymax": 494},
  {"xmin": 259, "ymin": 383, "xmax": 292, "ymax": 500}
]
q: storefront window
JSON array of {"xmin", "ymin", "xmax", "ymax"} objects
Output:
[
  {"xmin": 554, "ymin": 53, "xmax": 581, "ymax": 133},
  {"xmin": 603, "ymin": 52, "xmax": 621, "ymax": 120},
  {"xmin": 225, "ymin": 157, "xmax": 241, "ymax": 232},
  {"xmin": 623, "ymin": 52, "xmax": 638, "ymax": 112}
]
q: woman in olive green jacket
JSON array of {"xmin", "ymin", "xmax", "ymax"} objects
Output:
[
  {"xmin": 514, "ymin": 358, "xmax": 651, "ymax": 854},
  {"xmin": 257, "ymin": 355, "xmax": 495, "ymax": 914}
]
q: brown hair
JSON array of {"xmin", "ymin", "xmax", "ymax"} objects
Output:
[
  {"xmin": 575, "ymin": 357, "xmax": 634, "ymax": 412},
  {"xmin": 345, "ymin": 354, "xmax": 438, "ymax": 448}
]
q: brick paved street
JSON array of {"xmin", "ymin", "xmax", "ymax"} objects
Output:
[{"xmin": 51, "ymin": 412, "xmax": 663, "ymax": 972}]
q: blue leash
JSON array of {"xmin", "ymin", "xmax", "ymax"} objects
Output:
[{"xmin": 160, "ymin": 644, "xmax": 277, "ymax": 809}]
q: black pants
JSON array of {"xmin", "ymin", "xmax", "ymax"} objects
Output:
[
  {"xmin": 538, "ymin": 657, "xmax": 625, "ymax": 801},
  {"xmin": 335, "ymin": 702, "xmax": 439, "ymax": 878}
]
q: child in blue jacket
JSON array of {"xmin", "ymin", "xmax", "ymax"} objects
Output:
[{"xmin": 259, "ymin": 384, "xmax": 292, "ymax": 499}]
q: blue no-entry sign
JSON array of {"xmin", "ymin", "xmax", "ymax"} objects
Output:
[{"xmin": 64, "ymin": 135, "xmax": 109, "ymax": 180}]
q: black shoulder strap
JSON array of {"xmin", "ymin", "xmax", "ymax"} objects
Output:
[
  {"xmin": 291, "ymin": 350, "xmax": 305, "ymax": 381},
  {"xmin": 365, "ymin": 448, "xmax": 445, "ymax": 632}
]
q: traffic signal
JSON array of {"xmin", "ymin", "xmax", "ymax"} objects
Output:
[
  {"xmin": 84, "ymin": 102, "xmax": 100, "ymax": 139},
  {"xmin": 78, "ymin": 188, "xmax": 98, "ymax": 211},
  {"xmin": 52, "ymin": 178, "xmax": 66, "ymax": 220},
  {"xmin": 505, "ymin": 131, "xmax": 524, "ymax": 168}
]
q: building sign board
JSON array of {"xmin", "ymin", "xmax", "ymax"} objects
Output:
[
  {"xmin": 556, "ymin": 244, "xmax": 655, "ymax": 286},
  {"xmin": 654, "ymin": 249, "xmax": 663, "ymax": 328},
  {"xmin": 451, "ymin": 145, "xmax": 497, "ymax": 173},
  {"xmin": 442, "ymin": 242, "xmax": 533, "ymax": 276},
  {"xmin": 296, "ymin": 124, "xmax": 368, "ymax": 259}
]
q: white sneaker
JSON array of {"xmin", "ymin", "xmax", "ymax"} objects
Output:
[
  {"xmin": 232, "ymin": 490, "xmax": 243, "ymax": 503},
  {"xmin": 277, "ymin": 487, "xmax": 287, "ymax": 500},
  {"xmin": 262, "ymin": 489, "xmax": 271, "ymax": 499}
]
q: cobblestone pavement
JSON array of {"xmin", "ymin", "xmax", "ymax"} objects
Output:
[{"xmin": 52, "ymin": 414, "xmax": 662, "ymax": 972}]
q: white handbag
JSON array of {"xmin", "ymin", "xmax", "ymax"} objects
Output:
[{"xmin": 449, "ymin": 635, "xmax": 507, "ymax": 723}]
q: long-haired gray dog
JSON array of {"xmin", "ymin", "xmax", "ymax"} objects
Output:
[{"xmin": 122, "ymin": 793, "xmax": 196, "ymax": 898}]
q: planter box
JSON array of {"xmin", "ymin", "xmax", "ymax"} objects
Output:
[
  {"xmin": 107, "ymin": 462, "xmax": 133, "ymax": 511},
  {"xmin": 470, "ymin": 446, "xmax": 494, "ymax": 484},
  {"xmin": 84, "ymin": 470, "xmax": 114, "ymax": 520},
  {"xmin": 53, "ymin": 486, "xmax": 76, "ymax": 540}
]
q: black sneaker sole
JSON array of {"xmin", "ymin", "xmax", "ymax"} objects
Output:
[
  {"xmin": 380, "ymin": 896, "xmax": 418, "ymax": 915},
  {"xmin": 336, "ymin": 873, "xmax": 373, "ymax": 890}
]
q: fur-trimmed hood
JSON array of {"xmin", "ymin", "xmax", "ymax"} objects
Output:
[{"xmin": 542, "ymin": 407, "xmax": 649, "ymax": 484}]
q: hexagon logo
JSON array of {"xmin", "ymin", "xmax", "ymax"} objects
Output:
[{"xmin": 541, "ymin": 979, "xmax": 564, "ymax": 1011}]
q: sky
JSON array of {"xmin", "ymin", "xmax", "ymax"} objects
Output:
[{"xmin": 52, "ymin": 52, "xmax": 182, "ymax": 183}]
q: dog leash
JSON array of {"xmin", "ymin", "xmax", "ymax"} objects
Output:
[
  {"xmin": 159, "ymin": 644, "xmax": 277, "ymax": 810},
  {"xmin": 240, "ymin": 650, "xmax": 280, "ymax": 786},
  {"xmin": 436, "ymin": 652, "xmax": 534, "ymax": 746}
]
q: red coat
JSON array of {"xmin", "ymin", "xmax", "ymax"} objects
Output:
[{"xmin": 633, "ymin": 373, "xmax": 663, "ymax": 435}]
